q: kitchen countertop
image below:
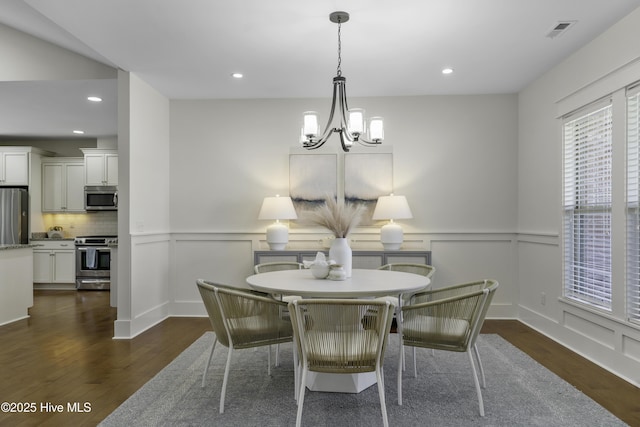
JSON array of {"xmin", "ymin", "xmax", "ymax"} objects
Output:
[
  {"xmin": 0, "ymin": 244, "xmax": 37, "ymax": 251},
  {"xmin": 30, "ymin": 238, "xmax": 75, "ymax": 241}
]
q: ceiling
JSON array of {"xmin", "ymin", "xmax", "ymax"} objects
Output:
[{"xmin": 1, "ymin": 0, "xmax": 639, "ymax": 139}]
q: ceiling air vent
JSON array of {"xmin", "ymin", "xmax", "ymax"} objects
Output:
[{"xmin": 546, "ymin": 21, "xmax": 576, "ymax": 39}]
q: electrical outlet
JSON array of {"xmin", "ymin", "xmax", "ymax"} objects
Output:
[{"xmin": 541, "ymin": 292, "xmax": 546, "ymax": 306}]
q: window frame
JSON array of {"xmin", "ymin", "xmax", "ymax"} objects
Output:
[
  {"xmin": 627, "ymin": 86, "xmax": 640, "ymax": 324},
  {"xmin": 562, "ymin": 100, "xmax": 613, "ymax": 311}
]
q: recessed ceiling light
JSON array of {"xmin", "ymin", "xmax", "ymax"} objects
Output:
[
  {"xmin": 73, "ymin": 130, "xmax": 85, "ymax": 135},
  {"xmin": 442, "ymin": 68, "xmax": 454, "ymax": 75},
  {"xmin": 232, "ymin": 73, "xmax": 243, "ymax": 79},
  {"xmin": 87, "ymin": 96, "xmax": 102, "ymax": 102}
]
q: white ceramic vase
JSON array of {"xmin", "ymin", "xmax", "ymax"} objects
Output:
[{"xmin": 329, "ymin": 237, "xmax": 352, "ymax": 278}]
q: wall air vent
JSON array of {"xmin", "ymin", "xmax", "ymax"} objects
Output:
[{"xmin": 546, "ymin": 21, "xmax": 577, "ymax": 39}]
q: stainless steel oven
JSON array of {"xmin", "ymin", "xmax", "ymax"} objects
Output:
[{"xmin": 74, "ymin": 235, "xmax": 117, "ymax": 290}]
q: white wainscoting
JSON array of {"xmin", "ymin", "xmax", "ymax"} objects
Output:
[
  {"xmin": 115, "ymin": 233, "xmax": 171, "ymax": 339},
  {"xmin": 429, "ymin": 233, "xmax": 518, "ymax": 319},
  {"xmin": 166, "ymin": 231, "xmax": 518, "ymax": 319},
  {"xmin": 116, "ymin": 231, "xmax": 518, "ymax": 337},
  {"xmin": 170, "ymin": 234, "xmax": 255, "ymax": 316},
  {"xmin": 517, "ymin": 232, "xmax": 640, "ymax": 387}
]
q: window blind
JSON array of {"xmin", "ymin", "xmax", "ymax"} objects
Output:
[
  {"xmin": 627, "ymin": 89, "xmax": 640, "ymax": 321},
  {"xmin": 563, "ymin": 103, "xmax": 613, "ymax": 309}
]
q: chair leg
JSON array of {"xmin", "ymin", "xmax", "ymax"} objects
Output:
[
  {"xmin": 201, "ymin": 337, "xmax": 218, "ymax": 387},
  {"xmin": 397, "ymin": 338, "xmax": 404, "ymax": 405},
  {"xmin": 296, "ymin": 368, "xmax": 308, "ymax": 427},
  {"xmin": 467, "ymin": 351, "xmax": 485, "ymax": 416},
  {"xmin": 376, "ymin": 367, "xmax": 390, "ymax": 427},
  {"xmin": 473, "ymin": 344, "xmax": 486, "ymax": 388},
  {"xmin": 219, "ymin": 346, "xmax": 234, "ymax": 414},
  {"xmin": 293, "ymin": 346, "xmax": 299, "ymax": 402},
  {"xmin": 413, "ymin": 347, "xmax": 417, "ymax": 378},
  {"xmin": 267, "ymin": 345, "xmax": 272, "ymax": 376},
  {"xmin": 275, "ymin": 343, "xmax": 280, "ymax": 367}
]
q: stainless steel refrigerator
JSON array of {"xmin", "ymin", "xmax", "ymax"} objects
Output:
[{"xmin": 0, "ymin": 188, "xmax": 29, "ymax": 245}]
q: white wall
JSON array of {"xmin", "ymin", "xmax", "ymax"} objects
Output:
[
  {"xmin": 518, "ymin": 8, "xmax": 640, "ymax": 386},
  {"xmin": 0, "ymin": 23, "xmax": 115, "ymax": 81},
  {"xmin": 168, "ymin": 94, "xmax": 519, "ymax": 318},
  {"xmin": 114, "ymin": 72, "xmax": 171, "ymax": 338},
  {"xmin": 169, "ymin": 95, "xmax": 518, "ymax": 234}
]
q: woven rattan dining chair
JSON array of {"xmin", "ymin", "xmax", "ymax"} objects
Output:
[
  {"xmin": 378, "ymin": 263, "xmax": 435, "ymax": 304},
  {"xmin": 196, "ymin": 279, "xmax": 295, "ymax": 413},
  {"xmin": 254, "ymin": 261, "xmax": 303, "ymax": 365},
  {"xmin": 289, "ymin": 297, "xmax": 396, "ymax": 427},
  {"xmin": 378, "ymin": 262, "xmax": 436, "ymax": 366},
  {"xmin": 254, "ymin": 261, "xmax": 304, "ymax": 274},
  {"xmin": 253, "ymin": 261, "xmax": 303, "ymax": 303},
  {"xmin": 397, "ymin": 279, "xmax": 499, "ymax": 416},
  {"xmin": 378, "ymin": 262, "xmax": 436, "ymax": 279}
]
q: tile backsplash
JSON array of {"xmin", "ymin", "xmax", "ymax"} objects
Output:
[{"xmin": 40, "ymin": 211, "xmax": 118, "ymax": 237}]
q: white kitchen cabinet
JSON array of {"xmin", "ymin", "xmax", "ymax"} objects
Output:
[
  {"xmin": 42, "ymin": 158, "xmax": 85, "ymax": 212},
  {"xmin": 0, "ymin": 150, "xmax": 29, "ymax": 186},
  {"xmin": 82, "ymin": 149, "xmax": 118, "ymax": 186},
  {"xmin": 33, "ymin": 240, "xmax": 76, "ymax": 285}
]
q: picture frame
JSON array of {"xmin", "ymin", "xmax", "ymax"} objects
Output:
[
  {"xmin": 289, "ymin": 153, "xmax": 338, "ymax": 219},
  {"xmin": 344, "ymin": 153, "xmax": 393, "ymax": 225}
]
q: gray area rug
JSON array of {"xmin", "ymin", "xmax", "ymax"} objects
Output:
[{"xmin": 100, "ymin": 332, "xmax": 627, "ymax": 426}]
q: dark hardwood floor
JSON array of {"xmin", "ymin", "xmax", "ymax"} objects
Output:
[{"xmin": 0, "ymin": 291, "xmax": 638, "ymax": 426}]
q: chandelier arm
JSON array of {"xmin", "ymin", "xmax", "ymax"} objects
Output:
[
  {"xmin": 338, "ymin": 80, "xmax": 357, "ymax": 145},
  {"xmin": 356, "ymin": 137, "xmax": 383, "ymax": 146},
  {"xmin": 339, "ymin": 129, "xmax": 350, "ymax": 152},
  {"xmin": 342, "ymin": 80, "xmax": 381, "ymax": 146},
  {"xmin": 311, "ymin": 77, "xmax": 342, "ymax": 148}
]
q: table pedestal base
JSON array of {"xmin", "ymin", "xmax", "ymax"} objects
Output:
[{"xmin": 306, "ymin": 371, "xmax": 377, "ymax": 393}]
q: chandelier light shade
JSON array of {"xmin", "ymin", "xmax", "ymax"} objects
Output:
[
  {"xmin": 372, "ymin": 194, "xmax": 413, "ymax": 250},
  {"xmin": 258, "ymin": 195, "xmax": 298, "ymax": 250},
  {"xmin": 301, "ymin": 11, "xmax": 384, "ymax": 152}
]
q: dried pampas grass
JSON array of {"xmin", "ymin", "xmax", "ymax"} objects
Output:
[{"xmin": 304, "ymin": 196, "xmax": 365, "ymax": 238}]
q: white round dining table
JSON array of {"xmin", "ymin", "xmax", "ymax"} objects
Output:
[
  {"xmin": 246, "ymin": 268, "xmax": 430, "ymax": 394},
  {"xmin": 246, "ymin": 268, "xmax": 430, "ymax": 298}
]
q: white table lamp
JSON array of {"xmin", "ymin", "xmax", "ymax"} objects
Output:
[
  {"xmin": 258, "ymin": 195, "xmax": 298, "ymax": 250},
  {"xmin": 372, "ymin": 194, "xmax": 413, "ymax": 250}
]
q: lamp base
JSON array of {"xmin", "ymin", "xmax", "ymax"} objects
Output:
[
  {"xmin": 380, "ymin": 222, "xmax": 403, "ymax": 251},
  {"xmin": 266, "ymin": 222, "xmax": 289, "ymax": 250}
]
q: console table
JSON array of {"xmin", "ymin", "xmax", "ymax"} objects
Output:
[{"xmin": 254, "ymin": 249, "xmax": 431, "ymax": 269}]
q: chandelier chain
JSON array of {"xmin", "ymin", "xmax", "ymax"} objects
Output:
[{"xmin": 336, "ymin": 20, "xmax": 342, "ymax": 77}]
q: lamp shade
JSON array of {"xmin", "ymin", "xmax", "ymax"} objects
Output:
[
  {"xmin": 258, "ymin": 195, "xmax": 298, "ymax": 220},
  {"xmin": 259, "ymin": 195, "xmax": 297, "ymax": 250},
  {"xmin": 372, "ymin": 194, "xmax": 412, "ymax": 250},
  {"xmin": 372, "ymin": 195, "xmax": 412, "ymax": 220}
]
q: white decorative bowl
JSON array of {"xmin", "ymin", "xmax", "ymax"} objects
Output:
[{"xmin": 310, "ymin": 264, "xmax": 330, "ymax": 279}]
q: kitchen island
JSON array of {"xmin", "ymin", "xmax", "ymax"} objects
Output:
[{"xmin": 0, "ymin": 245, "xmax": 34, "ymax": 325}]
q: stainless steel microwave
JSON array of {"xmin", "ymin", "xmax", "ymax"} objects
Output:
[{"xmin": 84, "ymin": 186, "xmax": 118, "ymax": 211}]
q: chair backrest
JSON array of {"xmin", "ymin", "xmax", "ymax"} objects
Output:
[
  {"xmin": 196, "ymin": 279, "xmax": 232, "ymax": 348},
  {"xmin": 196, "ymin": 279, "xmax": 292, "ymax": 349},
  {"xmin": 468, "ymin": 280, "xmax": 498, "ymax": 346},
  {"xmin": 254, "ymin": 261, "xmax": 303, "ymax": 274},
  {"xmin": 289, "ymin": 298, "xmax": 396, "ymax": 374},
  {"xmin": 378, "ymin": 263, "xmax": 435, "ymax": 279},
  {"xmin": 402, "ymin": 280, "xmax": 498, "ymax": 351}
]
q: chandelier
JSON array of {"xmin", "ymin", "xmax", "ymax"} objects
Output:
[{"xmin": 301, "ymin": 11, "xmax": 384, "ymax": 152}]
